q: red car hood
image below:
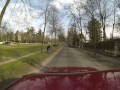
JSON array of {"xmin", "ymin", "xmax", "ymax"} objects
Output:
[{"xmin": 5, "ymin": 67, "xmax": 120, "ymax": 90}]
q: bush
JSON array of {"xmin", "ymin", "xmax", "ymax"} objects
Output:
[{"xmin": 84, "ymin": 38, "xmax": 120, "ymax": 52}]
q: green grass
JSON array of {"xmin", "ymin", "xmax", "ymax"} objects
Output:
[
  {"xmin": 0, "ymin": 46, "xmax": 61, "ymax": 90},
  {"xmin": 0, "ymin": 52, "xmax": 48, "ymax": 81},
  {"xmin": 0, "ymin": 44, "xmax": 47, "ymax": 61}
]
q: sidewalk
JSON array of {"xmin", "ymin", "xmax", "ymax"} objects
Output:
[{"xmin": 0, "ymin": 49, "xmax": 46, "ymax": 65}]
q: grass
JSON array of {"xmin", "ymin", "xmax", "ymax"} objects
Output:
[
  {"xmin": 0, "ymin": 52, "xmax": 48, "ymax": 81},
  {"xmin": 0, "ymin": 46, "xmax": 61, "ymax": 90},
  {"xmin": 0, "ymin": 43, "xmax": 47, "ymax": 61}
]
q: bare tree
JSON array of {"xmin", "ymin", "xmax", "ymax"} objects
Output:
[
  {"xmin": 111, "ymin": 2, "xmax": 117, "ymax": 39},
  {"xmin": 83, "ymin": 0, "xmax": 112, "ymax": 41},
  {"xmin": 68, "ymin": 0, "xmax": 101, "ymax": 48},
  {"xmin": 96, "ymin": 0, "xmax": 112, "ymax": 41},
  {"xmin": 67, "ymin": 24, "xmax": 79, "ymax": 46},
  {"xmin": 40, "ymin": 0, "xmax": 51, "ymax": 51},
  {"xmin": 83, "ymin": 0, "xmax": 98, "ymax": 57},
  {"xmin": 83, "ymin": 0, "xmax": 97, "ymax": 18},
  {"xmin": 67, "ymin": 0, "xmax": 86, "ymax": 48},
  {"xmin": 48, "ymin": 6, "xmax": 60, "ymax": 44},
  {"xmin": 0, "ymin": 0, "xmax": 10, "ymax": 27},
  {"xmin": 114, "ymin": 0, "xmax": 120, "ymax": 34},
  {"xmin": 115, "ymin": 0, "xmax": 120, "ymax": 8}
]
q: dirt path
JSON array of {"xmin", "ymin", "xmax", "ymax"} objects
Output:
[{"xmin": 0, "ymin": 50, "xmax": 46, "ymax": 65}]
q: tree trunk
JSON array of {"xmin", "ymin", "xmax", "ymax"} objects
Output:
[
  {"xmin": 41, "ymin": 10, "xmax": 47, "ymax": 51},
  {"xmin": 55, "ymin": 28, "xmax": 57, "ymax": 44},
  {"xmin": 112, "ymin": 23, "xmax": 115, "ymax": 39},
  {"xmin": 78, "ymin": 17, "xmax": 83, "ymax": 48},
  {"xmin": 0, "ymin": 0, "xmax": 10, "ymax": 27},
  {"xmin": 103, "ymin": 24, "xmax": 106, "ymax": 41},
  {"xmin": 92, "ymin": 16, "xmax": 96, "ymax": 57},
  {"xmin": 112, "ymin": 3, "xmax": 116, "ymax": 39}
]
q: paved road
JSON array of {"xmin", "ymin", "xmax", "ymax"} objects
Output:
[
  {"xmin": 1, "ymin": 46, "xmax": 120, "ymax": 90},
  {"xmin": 46, "ymin": 46, "xmax": 120, "ymax": 70}
]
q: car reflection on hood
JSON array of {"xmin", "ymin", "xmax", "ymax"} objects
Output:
[{"xmin": 5, "ymin": 67, "xmax": 120, "ymax": 90}]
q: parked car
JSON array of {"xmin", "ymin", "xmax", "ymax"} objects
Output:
[
  {"xmin": 3, "ymin": 41, "xmax": 11, "ymax": 45},
  {"xmin": 68, "ymin": 44, "xmax": 77, "ymax": 48}
]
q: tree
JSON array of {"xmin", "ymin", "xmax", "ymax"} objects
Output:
[
  {"xmin": 0, "ymin": 22, "xmax": 12, "ymax": 41},
  {"xmin": 83, "ymin": 0, "xmax": 112, "ymax": 41},
  {"xmin": 83, "ymin": 0, "xmax": 97, "ymax": 18},
  {"xmin": 0, "ymin": 23, "xmax": 7, "ymax": 41},
  {"xmin": 116, "ymin": 17, "xmax": 120, "ymax": 33},
  {"xmin": 88, "ymin": 17, "xmax": 102, "ymax": 43},
  {"xmin": 115, "ymin": 0, "xmax": 120, "ymax": 9},
  {"xmin": 40, "ymin": 0, "xmax": 51, "ymax": 51},
  {"xmin": 96, "ymin": 0, "xmax": 112, "ymax": 41},
  {"xmin": 36, "ymin": 29, "xmax": 42, "ymax": 43},
  {"xmin": 84, "ymin": 0, "xmax": 100, "ymax": 42},
  {"xmin": 26, "ymin": 27, "xmax": 35, "ymax": 43},
  {"xmin": 20, "ymin": 31, "xmax": 26, "ymax": 43},
  {"xmin": 15, "ymin": 30, "xmax": 19, "ymax": 42},
  {"xmin": 57, "ymin": 26, "xmax": 65, "ymax": 44},
  {"xmin": 58, "ymin": 33, "xmax": 65, "ymax": 43},
  {"xmin": 87, "ymin": 17, "xmax": 101, "ymax": 57},
  {"xmin": 111, "ymin": 2, "xmax": 117, "ymax": 39},
  {"xmin": 115, "ymin": 0, "xmax": 120, "ymax": 34},
  {"xmin": 6, "ymin": 30, "xmax": 14, "ymax": 41},
  {"xmin": 67, "ymin": 25, "xmax": 79, "ymax": 46},
  {"xmin": 48, "ymin": 6, "xmax": 60, "ymax": 44},
  {"xmin": 0, "ymin": 0, "xmax": 10, "ymax": 27},
  {"xmin": 69, "ymin": 0, "xmax": 84, "ymax": 48}
]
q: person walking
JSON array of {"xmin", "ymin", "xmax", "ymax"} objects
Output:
[{"xmin": 47, "ymin": 45, "xmax": 51, "ymax": 53}]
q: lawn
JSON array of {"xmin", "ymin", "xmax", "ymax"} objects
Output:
[
  {"xmin": 0, "ymin": 46, "xmax": 61, "ymax": 90},
  {"xmin": 0, "ymin": 43, "xmax": 47, "ymax": 61}
]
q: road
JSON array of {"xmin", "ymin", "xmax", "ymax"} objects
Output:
[
  {"xmin": 1, "ymin": 46, "xmax": 120, "ymax": 90},
  {"xmin": 46, "ymin": 46, "xmax": 120, "ymax": 70}
]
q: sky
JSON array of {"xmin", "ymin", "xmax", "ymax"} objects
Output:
[
  {"xmin": 0, "ymin": 0, "xmax": 120, "ymax": 38},
  {"xmin": 0, "ymin": 0, "xmax": 73, "ymax": 33}
]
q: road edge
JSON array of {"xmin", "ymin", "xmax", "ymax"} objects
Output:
[
  {"xmin": 41, "ymin": 47, "xmax": 63, "ymax": 66},
  {"xmin": 29, "ymin": 46, "xmax": 63, "ymax": 74}
]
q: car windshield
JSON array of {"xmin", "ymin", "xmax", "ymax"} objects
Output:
[{"xmin": 0, "ymin": 0, "xmax": 120, "ymax": 90}]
